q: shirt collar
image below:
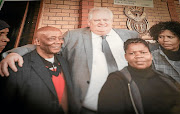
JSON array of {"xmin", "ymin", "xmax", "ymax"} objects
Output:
[
  {"xmin": 91, "ymin": 32, "xmax": 100, "ymax": 39},
  {"xmin": 107, "ymin": 29, "xmax": 114, "ymax": 36}
]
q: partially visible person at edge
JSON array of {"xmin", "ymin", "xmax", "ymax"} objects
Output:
[
  {"xmin": 149, "ymin": 21, "xmax": 180, "ymax": 83},
  {"xmin": 0, "ymin": 7, "xmax": 139, "ymax": 113},
  {"xmin": 1, "ymin": 26, "xmax": 77, "ymax": 114},
  {"xmin": 98, "ymin": 38, "xmax": 180, "ymax": 114},
  {"xmin": 0, "ymin": 20, "xmax": 10, "ymax": 59},
  {"xmin": 0, "ymin": 19, "xmax": 10, "ymax": 109}
]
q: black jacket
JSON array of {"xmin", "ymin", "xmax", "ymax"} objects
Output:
[{"xmin": 1, "ymin": 50, "xmax": 78, "ymax": 114}]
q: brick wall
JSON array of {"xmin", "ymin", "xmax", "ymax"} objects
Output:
[
  {"xmin": 175, "ymin": 0, "xmax": 180, "ymax": 19},
  {"xmin": 168, "ymin": 0, "xmax": 179, "ymax": 21},
  {"xmin": 39, "ymin": 0, "xmax": 81, "ymax": 34},
  {"xmin": 94, "ymin": 0, "xmax": 179, "ymax": 29},
  {"xmin": 145, "ymin": 0, "xmax": 171, "ymax": 27},
  {"xmin": 79, "ymin": 0, "xmax": 94, "ymax": 28},
  {"xmin": 37, "ymin": 0, "xmax": 180, "ymax": 35}
]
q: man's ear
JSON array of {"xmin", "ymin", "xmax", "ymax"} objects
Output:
[
  {"xmin": 34, "ymin": 38, "xmax": 40, "ymax": 45},
  {"xmin": 87, "ymin": 20, "xmax": 90, "ymax": 27},
  {"xmin": 124, "ymin": 53, "xmax": 127, "ymax": 61}
]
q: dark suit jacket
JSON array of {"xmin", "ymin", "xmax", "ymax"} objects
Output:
[{"xmin": 1, "ymin": 50, "xmax": 77, "ymax": 114}]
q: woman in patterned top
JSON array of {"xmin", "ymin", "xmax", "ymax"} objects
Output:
[{"xmin": 149, "ymin": 21, "xmax": 180, "ymax": 83}]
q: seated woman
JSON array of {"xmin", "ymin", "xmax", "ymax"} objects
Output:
[
  {"xmin": 98, "ymin": 38, "xmax": 180, "ymax": 114},
  {"xmin": 149, "ymin": 21, "xmax": 180, "ymax": 83}
]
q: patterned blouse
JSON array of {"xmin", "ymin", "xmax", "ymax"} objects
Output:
[{"xmin": 151, "ymin": 47, "xmax": 180, "ymax": 83}]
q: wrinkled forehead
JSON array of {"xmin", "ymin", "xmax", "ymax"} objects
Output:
[
  {"xmin": 37, "ymin": 26, "xmax": 61, "ymax": 33},
  {"xmin": 127, "ymin": 43, "xmax": 150, "ymax": 51},
  {"xmin": 37, "ymin": 31, "xmax": 62, "ymax": 40},
  {"xmin": 96, "ymin": 10, "xmax": 111, "ymax": 16},
  {"xmin": 89, "ymin": 10, "xmax": 113, "ymax": 20}
]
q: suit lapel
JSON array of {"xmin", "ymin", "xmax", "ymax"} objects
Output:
[
  {"xmin": 30, "ymin": 50, "xmax": 57, "ymax": 97},
  {"xmin": 83, "ymin": 28, "xmax": 93, "ymax": 76},
  {"xmin": 56, "ymin": 55, "xmax": 71, "ymax": 87},
  {"xmin": 82, "ymin": 28, "xmax": 126, "ymax": 75},
  {"xmin": 83, "ymin": 28, "xmax": 126, "ymax": 75},
  {"xmin": 113, "ymin": 28, "xmax": 128, "ymax": 42}
]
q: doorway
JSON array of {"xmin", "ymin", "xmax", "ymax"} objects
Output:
[{"xmin": 0, "ymin": 1, "xmax": 40, "ymax": 53}]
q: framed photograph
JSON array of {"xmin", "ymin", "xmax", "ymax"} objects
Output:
[{"xmin": 114, "ymin": 0, "xmax": 154, "ymax": 7}]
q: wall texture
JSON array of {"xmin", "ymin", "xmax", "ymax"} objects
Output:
[
  {"xmin": 175, "ymin": 0, "xmax": 180, "ymax": 19},
  {"xmin": 35, "ymin": 0, "xmax": 180, "ymax": 39}
]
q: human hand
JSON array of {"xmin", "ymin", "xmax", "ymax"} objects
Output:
[{"xmin": 0, "ymin": 53, "xmax": 24, "ymax": 77}]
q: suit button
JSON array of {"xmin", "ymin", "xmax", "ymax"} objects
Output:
[{"xmin": 87, "ymin": 81, "xmax": 90, "ymax": 84}]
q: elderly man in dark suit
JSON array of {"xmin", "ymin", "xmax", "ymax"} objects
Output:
[
  {"xmin": 1, "ymin": 26, "xmax": 77, "ymax": 114},
  {"xmin": 0, "ymin": 7, "xmax": 139, "ymax": 113}
]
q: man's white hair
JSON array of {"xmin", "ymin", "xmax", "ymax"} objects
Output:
[{"xmin": 88, "ymin": 7, "xmax": 113, "ymax": 21}]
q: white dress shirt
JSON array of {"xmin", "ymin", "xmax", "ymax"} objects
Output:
[{"xmin": 82, "ymin": 29, "xmax": 128, "ymax": 111}]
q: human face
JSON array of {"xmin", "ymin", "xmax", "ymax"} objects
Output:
[
  {"xmin": 158, "ymin": 30, "xmax": 180, "ymax": 51},
  {"xmin": 88, "ymin": 10, "xmax": 113, "ymax": 36},
  {"xmin": 36, "ymin": 30, "xmax": 63, "ymax": 58},
  {"xmin": 125, "ymin": 43, "xmax": 152, "ymax": 69},
  {"xmin": 0, "ymin": 28, "xmax": 10, "ymax": 53}
]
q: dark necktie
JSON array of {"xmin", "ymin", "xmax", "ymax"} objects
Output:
[{"xmin": 102, "ymin": 35, "xmax": 118, "ymax": 73}]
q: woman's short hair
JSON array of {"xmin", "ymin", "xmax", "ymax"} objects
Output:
[
  {"xmin": 124, "ymin": 38, "xmax": 150, "ymax": 53},
  {"xmin": 149, "ymin": 21, "xmax": 180, "ymax": 41}
]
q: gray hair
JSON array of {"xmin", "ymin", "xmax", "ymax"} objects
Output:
[{"xmin": 88, "ymin": 7, "xmax": 113, "ymax": 21}]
